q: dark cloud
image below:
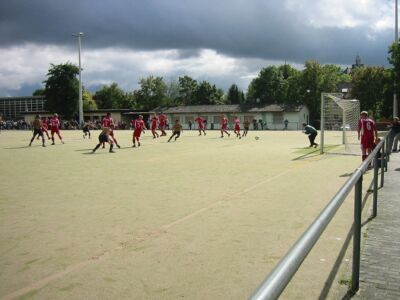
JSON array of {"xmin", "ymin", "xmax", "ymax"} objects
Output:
[{"xmin": 0, "ymin": 0, "xmax": 393, "ymax": 66}]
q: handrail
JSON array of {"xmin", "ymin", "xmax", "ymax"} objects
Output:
[{"xmin": 249, "ymin": 131, "xmax": 390, "ymax": 300}]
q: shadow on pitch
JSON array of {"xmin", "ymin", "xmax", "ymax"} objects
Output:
[
  {"xmin": 3, "ymin": 145, "xmax": 38, "ymax": 149},
  {"xmin": 339, "ymin": 172, "xmax": 353, "ymax": 177},
  {"xmin": 291, "ymin": 148, "xmax": 320, "ymax": 161}
]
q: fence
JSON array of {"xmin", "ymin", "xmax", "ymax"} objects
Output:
[{"xmin": 249, "ymin": 130, "xmax": 391, "ymax": 300}]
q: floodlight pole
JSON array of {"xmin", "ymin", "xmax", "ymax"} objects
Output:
[
  {"xmin": 73, "ymin": 32, "xmax": 84, "ymax": 125},
  {"xmin": 395, "ymin": 0, "xmax": 399, "ymax": 118}
]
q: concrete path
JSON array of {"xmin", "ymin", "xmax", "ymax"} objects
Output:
[{"xmin": 356, "ymin": 152, "xmax": 400, "ymax": 299}]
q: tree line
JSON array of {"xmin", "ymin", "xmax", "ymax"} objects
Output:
[{"xmin": 34, "ymin": 42, "xmax": 400, "ymax": 124}]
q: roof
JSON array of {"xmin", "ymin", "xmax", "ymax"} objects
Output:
[
  {"xmin": 0, "ymin": 96, "xmax": 45, "ymax": 101},
  {"xmin": 154, "ymin": 104, "xmax": 305, "ymax": 114}
]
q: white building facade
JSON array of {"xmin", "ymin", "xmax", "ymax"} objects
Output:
[{"xmin": 157, "ymin": 104, "xmax": 309, "ymax": 130}]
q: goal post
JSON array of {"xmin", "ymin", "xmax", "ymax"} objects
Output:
[{"xmin": 320, "ymin": 93, "xmax": 360, "ymax": 154}]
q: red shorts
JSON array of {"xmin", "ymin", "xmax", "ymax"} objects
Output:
[
  {"xmin": 198, "ymin": 124, "xmax": 204, "ymax": 130},
  {"xmin": 133, "ymin": 129, "xmax": 142, "ymax": 138},
  {"xmin": 361, "ymin": 137, "xmax": 375, "ymax": 151},
  {"xmin": 159, "ymin": 122, "xmax": 166, "ymax": 129},
  {"xmin": 151, "ymin": 125, "xmax": 157, "ymax": 131},
  {"xmin": 51, "ymin": 127, "xmax": 59, "ymax": 134},
  {"xmin": 234, "ymin": 125, "xmax": 240, "ymax": 131},
  {"xmin": 221, "ymin": 125, "xmax": 227, "ymax": 130}
]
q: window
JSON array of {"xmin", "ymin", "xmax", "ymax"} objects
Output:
[{"xmin": 272, "ymin": 112, "xmax": 284, "ymax": 124}]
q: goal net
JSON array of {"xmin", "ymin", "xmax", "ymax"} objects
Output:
[{"xmin": 320, "ymin": 93, "xmax": 360, "ymax": 154}]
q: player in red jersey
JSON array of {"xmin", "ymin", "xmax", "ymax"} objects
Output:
[
  {"xmin": 195, "ymin": 116, "xmax": 207, "ymax": 136},
  {"xmin": 101, "ymin": 113, "xmax": 121, "ymax": 148},
  {"xmin": 233, "ymin": 116, "xmax": 241, "ymax": 139},
  {"xmin": 357, "ymin": 111, "xmax": 378, "ymax": 162},
  {"xmin": 150, "ymin": 113, "xmax": 160, "ymax": 138},
  {"xmin": 50, "ymin": 113, "xmax": 64, "ymax": 145},
  {"xmin": 220, "ymin": 114, "xmax": 230, "ymax": 138},
  {"xmin": 41, "ymin": 117, "xmax": 50, "ymax": 139},
  {"xmin": 159, "ymin": 113, "xmax": 167, "ymax": 136},
  {"xmin": 132, "ymin": 115, "xmax": 146, "ymax": 147}
]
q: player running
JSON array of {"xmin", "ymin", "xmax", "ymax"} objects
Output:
[
  {"xmin": 357, "ymin": 111, "xmax": 378, "ymax": 162},
  {"xmin": 29, "ymin": 115, "xmax": 46, "ymax": 147},
  {"xmin": 168, "ymin": 119, "xmax": 183, "ymax": 142},
  {"xmin": 132, "ymin": 115, "xmax": 146, "ymax": 147},
  {"xmin": 150, "ymin": 113, "xmax": 160, "ymax": 139},
  {"xmin": 41, "ymin": 117, "xmax": 51, "ymax": 140},
  {"xmin": 220, "ymin": 114, "xmax": 230, "ymax": 138},
  {"xmin": 37, "ymin": 117, "xmax": 50, "ymax": 140},
  {"xmin": 159, "ymin": 112, "xmax": 167, "ymax": 136},
  {"xmin": 195, "ymin": 116, "xmax": 207, "ymax": 136},
  {"xmin": 92, "ymin": 127, "xmax": 115, "ymax": 153},
  {"xmin": 82, "ymin": 121, "xmax": 91, "ymax": 139},
  {"xmin": 101, "ymin": 113, "xmax": 120, "ymax": 148},
  {"xmin": 233, "ymin": 116, "xmax": 241, "ymax": 139},
  {"xmin": 243, "ymin": 119, "xmax": 250, "ymax": 137},
  {"xmin": 50, "ymin": 113, "xmax": 64, "ymax": 145}
]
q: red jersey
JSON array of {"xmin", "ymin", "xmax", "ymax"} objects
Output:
[
  {"xmin": 42, "ymin": 120, "xmax": 48, "ymax": 130},
  {"xmin": 195, "ymin": 117, "xmax": 205, "ymax": 129},
  {"xmin": 234, "ymin": 118, "xmax": 240, "ymax": 130},
  {"xmin": 159, "ymin": 114, "xmax": 167, "ymax": 126},
  {"xmin": 151, "ymin": 117, "xmax": 158, "ymax": 129},
  {"xmin": 50, "ymin": 117, "xmax": 60, "ymax": 129},
  {"xmin": 358, "ymin": 118, "xmax": 376, "ymax": 140},
  {"xmin": 221, "ymin": 117, "xmax": 228, "ymax": 129},
  {"xmin": 133, "ymin": 119, "xmax": 145, "ymax": 131},
  {"xmin": 102, "ymin": 116, "xmax": 114, "ymax": 128},
  {"xmin": 358, "ymin": 118, "xmax": 376, "ymax": 149}
]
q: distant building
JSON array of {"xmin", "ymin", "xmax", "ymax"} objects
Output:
[
  {"xmin": 0, "ymin": 96, "xmax": 45, "ymax": 120},
  {"xmin": 154, "ymin": 104, "xmax": 309, "ymax": 130},
  {"xmin": 343, "ymin": 55, "xmax": 364, "ymax": 75}
]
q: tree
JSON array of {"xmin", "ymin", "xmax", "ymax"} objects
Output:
[
  {"xmin": 388, "ymin": 42, "xmax": 400, "ymax": 95},
  {"xmin": 351, "ymin": 66, "xmax": 389, "ymax": 117},
  {"xmin": 278, "ymin": 64, "xmax": 301, "ymax": 105},
  {"xmin": 247, "ymin": 66, "xmax": 287, "ymax": 104},
  {"xmin": 299, "ymin": 61, "xmax": 326, "ymax": 125},
  {"xmin": 178, "ymin": 76, "xmax": 198, "ymax": 105},
  {"xmin": 134, "ymin": 76, "xmax": 167, "ymax": 110},
  {"xmin": 165, "ymin": 79, "xmax": 181, "ymax": 106},
  {"xmin": 94, "ymin": 83, "xmax": 128, "ymax": 109},
  {"xmin": 43, "ymin": 63, "xmax": 79, "ymax": 118},
  {"xmin": 82, "ymin": 90, "xmax": 98, "ymax": 111},
  {"xmin": 192, "ymin": 81, "xmax": 225, "ymax": 105},
  {"xmin": 32, "ymin": 88, "xmax": 45, "ymax": 96},
  {"xmin": 227, "ymin": 84, "xmax": 245, "ymax": 104}
]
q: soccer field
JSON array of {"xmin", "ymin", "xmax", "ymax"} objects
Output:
[{"xmin": 0, "ymin": 129, "xmax": 374, "ymax": 299}]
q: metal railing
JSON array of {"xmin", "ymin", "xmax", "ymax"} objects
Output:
[{"xmin": 249, "ymin": 131, "xmax": 391, "ymax": 300}]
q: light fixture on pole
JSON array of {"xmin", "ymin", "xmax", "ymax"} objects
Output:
[{"xmin": 73, "ymin": 32, "xmax": 84, "ymax": 125}]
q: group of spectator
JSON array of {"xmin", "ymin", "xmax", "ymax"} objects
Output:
[{"xmin": 0, "ymin": 119, "xmax": 29, "ymax": 130}]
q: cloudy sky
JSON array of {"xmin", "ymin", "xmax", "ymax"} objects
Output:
[{"xmin": 0, "ymin": 0, "xmax": 396, "ymax": 96}]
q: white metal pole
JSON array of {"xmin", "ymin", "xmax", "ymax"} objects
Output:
[
  {"xmin": 320, "ymin": 93, "xmax": 325, "ymax": 154},
  {"xmin": 395, "ymin": 0, "xmax": 398, "ymax": 118},
  {"xmin": 77, "ymin": 32, "xmax": 84, "ymax": 125}
]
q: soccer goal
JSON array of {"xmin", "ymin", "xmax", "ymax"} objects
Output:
[{"xmin": 320, "ymin": 93, "xmax": 360, "ymax": 154}]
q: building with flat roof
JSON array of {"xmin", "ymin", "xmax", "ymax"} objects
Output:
[
  {"xmin": 155, "ymin": 104, "xmax": 309, "ymax": 130},
  {"xmin": 0, "ymin": 96, "xmax": 46, "ymax": 120}
]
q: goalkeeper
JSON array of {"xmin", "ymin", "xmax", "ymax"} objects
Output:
[{"xmin": 302, "ymin": 123, "xmax": 318, "ymax": 148}]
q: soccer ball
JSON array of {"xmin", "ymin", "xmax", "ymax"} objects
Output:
[{"xmin": 255, "ymin": 136, "xmax": 260, "ymax": 140}]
